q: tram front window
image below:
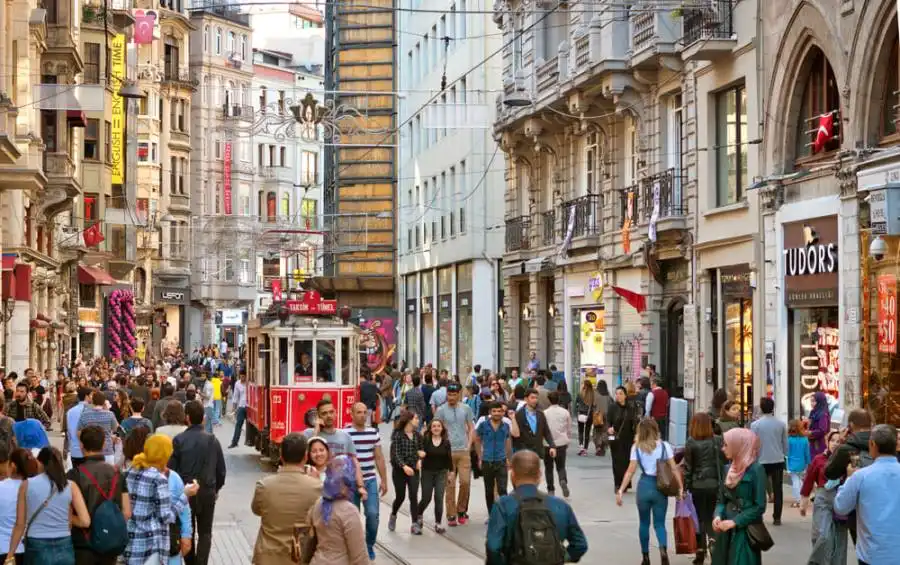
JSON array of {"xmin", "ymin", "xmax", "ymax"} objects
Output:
[
  {"xmin": 315, "ymin": 340, "xmax": 336, "ymax": 383},
  {"xmin": 293, "ymin": 339, "xmax": 313, "ymax": 383},
  {"xmin": 278, "ymin": 337, "xmax": 289, "ymax": 386}
]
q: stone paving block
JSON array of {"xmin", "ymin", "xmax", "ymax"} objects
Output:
[{"xmin": 211, "ymin": 520, "xmax": 253, "ymax": 564}]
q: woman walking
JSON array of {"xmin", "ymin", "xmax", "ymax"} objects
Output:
[
  {"xmin": 6, "ymin": 447, "xmax": 92, "ymax": 565},
  {"xmin": 417, "ymin": 419, "xmax": 453, "ymax": 532},
  {"xmin": 806, "ymin": 391, "xmax": 831, "ymax": 459},
  {"xmin": 387, "ymin": 410, "xmax": 423, "ymax": 535},
  {"xmin": 684, "ymin": 413, "xmax": 721, "ymax": 564},
  {"xmin": 716, "ymin": 401, "xmax": 742, "ymax": 435},
  {"xmin": 606, "ymin": 386, "xmax": 639, "ymax": 492},
  {"xmin": 711, "ymin": 428, "xmax": 766, "ymax": 565},
  {"xmin": 307, "ymin": 456, "xmax": 369, "ymax": 565},
  {"xmin": 0, "ymin": 449, "xmax": 38, "ymax": 565},
  {"xmin": 575, "ymin": 380, "xmax": 596, "ymax": 456},
  {"xmin": 802, "ymin": 431, "xmax": 847, "ymax": 565},
  {"xmin": 592, "ymin": 380, "xmax": 611, "ymax": 456},
  {"xmin": 616, "ymin": 418, "xmax": 682, "ymax": 565}
]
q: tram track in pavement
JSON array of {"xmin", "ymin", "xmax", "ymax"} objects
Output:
[{"xmin": 374, "ymin": 498, "xmax": 486, "ymax": 563}]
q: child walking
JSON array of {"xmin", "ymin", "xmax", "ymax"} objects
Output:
[{"xmin": 787, "ymin": 418, "xmax": 811, "ymax": 507}]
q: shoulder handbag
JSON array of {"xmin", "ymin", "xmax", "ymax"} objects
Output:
[
  {"xmin": 292, "ymin": 506, "xmax": 318, "ymax": 564},
  {"xmin": 592, "ymin": 408, "xmax": 604, "ymax": 427},
  {"xmin": 718, "ymin": 462, "xmax": 774, "ymax": 552},
  {"xmin": 635, "ymin": 443, "xmax": 680, "ymax": 497}
]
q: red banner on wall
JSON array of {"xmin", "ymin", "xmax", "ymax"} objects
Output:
[
  {"xmin": 878, "ymin": 274, "xmax": 897, "ymax": 353},
  {"xmin": 223, "ymin": 142, "xmax": 233, "ymax": 215},
  {"xmin": 271, "ymin": 279, "xmax": 282, "ymax": 302}
]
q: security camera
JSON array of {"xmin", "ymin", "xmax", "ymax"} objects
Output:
[{"xmin": 870, "ymin": 235, "xmax": 888, "ymax": 261}]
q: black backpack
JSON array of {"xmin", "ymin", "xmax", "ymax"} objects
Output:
[{"xmin": 510, "ymin": 493, "xmax": 566, "ymax": 565}]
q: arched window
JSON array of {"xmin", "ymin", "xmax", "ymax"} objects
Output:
[
  {"xmin": 881, "ymin": 40, "xmax": 899, "ymax": 139},
  {"xmin": 203, "ymin": 26, "xmax": 209, "ymax": 52},
  {"xmin": 795, "ymin": 47, "xmax": 841, "ymax": 159},
  {"xmin": 240, "ymin": 35, "xmax": 247, "ymax": 60},
  {"xmin": 215, "ymin": 27, "xmax": 222, "ymax": 55},
  {"xmin": 227, "ymin": 31, "xmax": 235, "ymax": 54}
]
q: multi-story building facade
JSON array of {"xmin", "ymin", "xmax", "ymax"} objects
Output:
[
  {"xmin": 397, "ymin": 4, "xmax": 505, "ymax": 373},
  {"xmin": 131, "ymin": 0, "xmax": 195, "ymax": 355},
  {"xmin": 189, "ymin": 6, "xmax": 255, "ymax": 348},
  {"xmin": 251, "ymin": 49, "xmax": 324, "ymax": 316}
]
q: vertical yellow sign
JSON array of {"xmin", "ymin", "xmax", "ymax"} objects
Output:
[{"xmin": 110, "ymin": 34, "xmax": 126, "ymax": 184}]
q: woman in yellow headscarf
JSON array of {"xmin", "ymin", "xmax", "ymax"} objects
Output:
[{"xmin": 124, "ymin": 434, "xmax": 199, "ymax": 565}]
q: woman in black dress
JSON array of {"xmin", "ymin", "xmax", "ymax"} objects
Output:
[{"xmin": 606, "ymin": 385, "xmax": 639, "ymax": 492}]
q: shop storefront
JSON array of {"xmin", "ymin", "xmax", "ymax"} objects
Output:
[
  {"xmin": 405, "ymin": 276, "xmax": 417, "ymax": 368},
  {"xmin": 421, "ymin": 274, "xmax": 434, "ymax": 364},
  {"xmin": 782, "ymin": 216, "xmax": 840, "ymax": 419},
  {"xmin": 456, "ymin": 263, "xmax": 473, "ymax": 373},
  {"xmin": 719, "ymin": 264, "xmax": 754, "ymax": 418},
  {"xmin": 566, "ymin": 271, "xmax": 606, "ymax": 387},
  {"xmin": 438, "ymin": 266, "xmax": 453, "ymax": 372},
  {"xmin": 215, "ymin": 308, "xmax": 245, "ymax": 351},
  {"xmin": 154, "ymin": 287, "xmax": 190, "ymax": 354}
]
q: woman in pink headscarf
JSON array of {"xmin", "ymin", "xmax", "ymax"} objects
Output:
[{"xmin": 710, "ymin": 428, "xmax": 767, "ymax": 565}]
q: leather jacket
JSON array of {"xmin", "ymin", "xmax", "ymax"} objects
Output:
[{"xmin": 684, "ymin": 436, "xmax": 722, "ymax": 491}]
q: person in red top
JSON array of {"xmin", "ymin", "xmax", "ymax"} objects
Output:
[
  {"xmin": 645, "ymin": 376, "xmax": 670, "ymax": 441},
  {"xmin": 800, "ymin": 430, "xmax": 841, "ymax": 515}
]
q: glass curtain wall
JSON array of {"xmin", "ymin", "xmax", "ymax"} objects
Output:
[
  {"xmin": 438, "ymin": 266, "xmax": 453, "ymax": 373},
  {"xmin": 457, "ymin": 263, "xmax": 473, "ymax": 376}
]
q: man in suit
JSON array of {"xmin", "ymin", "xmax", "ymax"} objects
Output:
[
  {"xmin": 251, "ymin": 433, "xmax": 322, "ymax": 565},
  {"xmin": 512, "ymin": 388, "xmax": 556, "ymax": 459}
]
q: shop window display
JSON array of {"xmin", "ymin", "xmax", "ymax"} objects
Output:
[
  {"xmin": 789, "ymin": 307, "xmax": 839, "ymax": 419},
  {"xmin": 724, "ymin": 300, "xmax": 753, "ymax": 419}
]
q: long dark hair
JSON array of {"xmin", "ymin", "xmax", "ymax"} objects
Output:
[
  {"xmin": 10, "ymin": 448, "xmax": 38, "ymax": 479},
  {"xmin": 597, "ymin": 380, "xmax": 610, "ymax": 396},
  {"xmin": 37, "ymin": 447, "xmax": 67, "ymax": 492},
  {"xmin": 123, "ymin": 427, "xmax": 151, "ymax": 461},
  {"xmin": 394, "ymin": 409, "xmax": 417, "ymax": 432}
]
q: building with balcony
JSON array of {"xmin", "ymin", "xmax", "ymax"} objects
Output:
[
  {"xmin": 396, "ymin": 3, "xmax": 505, "ymax": 373},
  {"xmin": 189, "ymin": 5, "xmax": 255, "ymax": 347},
  {"xmin": 493, "ymin": 0, "xmax": 703, "ymax": 398},
  {"xmin": 132, "ymin": 0, "xmax": 196, "ymax": 354},
  {"xmin": 250, "ymin": 50, "xmax": 324, "ymax": 317}
]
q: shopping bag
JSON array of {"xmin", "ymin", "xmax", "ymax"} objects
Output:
[
  {"xmin": 673, "ymin": 515, "xmax": 697, "ymax": 555},
  {"xmin": 676, "ymin": 492, "xmax": 700, "ymax": 532}
]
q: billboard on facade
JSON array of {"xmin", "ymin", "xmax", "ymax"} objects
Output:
[
  {"xmin": 110, "ymin": 34, "xmax": 126, "ymax": 184},
  {"xmin": 224, "ymin": 142, "xmax": 233, "ymax": 214}
]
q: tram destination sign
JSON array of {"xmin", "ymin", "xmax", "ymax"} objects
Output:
[{"xmin": 285, "ymin": 291, "xmax": 338, "ymax": 316}]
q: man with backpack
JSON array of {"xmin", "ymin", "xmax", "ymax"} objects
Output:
[
  {"xmin": 68, "ymin": 425, "xmax": 131, "ymax": 564},
  {"xmin": 825, "ymin": 408, "xmax": 874, "ymax": 544},
  {"xmin": 485, "ymin": 450, "xmax": 587, "ymax": 565}
]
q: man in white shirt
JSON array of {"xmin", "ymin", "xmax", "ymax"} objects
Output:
[
  {"xmin": 220, "ymin": 340, "xmax": 228, "ymax": 356},
  {"xmin": 198, "ymin": 372, "xmax": 216, "ymax": 433},
  {"xmin": 543, "ymin": 391, "xmax": 572, "ymax": 497},
  {"xmin": 228, "ymin": 373, "xmax": 248, "ymax": 448}
]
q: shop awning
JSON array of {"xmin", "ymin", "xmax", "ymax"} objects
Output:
[
  {"xmin": 78, "ymin": 264, "xmax": 115, "ymax": 286},
  {"xmin": 524, "ymin": 256, "xmax": 553, "ymax": 273},
  {"xmin": 66, "ymin": 110, "xmax": 87, "ymax": 128}
]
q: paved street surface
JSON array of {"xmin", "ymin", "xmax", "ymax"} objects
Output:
[{"xmin": 48, "ymin": 418, "xmax": 857, "ymax": 564}]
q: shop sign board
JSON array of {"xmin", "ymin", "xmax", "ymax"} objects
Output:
[
  {"xmin": 720, "ymin": 265, "xmax": 752, "ymax": 298},
  {"xmin": 782, "ymin": 217, "xmax": 840, "ymax": 307},
  {"xmin": 878, "ymin": 274, "xmax": 897, "ymax": 354}
]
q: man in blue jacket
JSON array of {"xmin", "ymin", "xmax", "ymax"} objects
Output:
[{"xmin": 486, "ymin": 450, "xmax": 588, "ymax": 564}]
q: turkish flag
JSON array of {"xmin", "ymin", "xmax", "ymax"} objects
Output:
[
  {"xmin": 271, "ymin": 279, "xmax": 282, "ymax": 302},
  {"xmin": 813, "ymin": 112, "xmax": 835, "ymax": 154},
  {"xmin": 82, "ymin": 223, "xmax": 105, "ymax": 247},
  {"xmin": 612, "ymin": 286, "xmax": 647, "ymax": 313},
  {"xmin": 133, "ymin": 10, "xmax": 157, "ymax": 45}
]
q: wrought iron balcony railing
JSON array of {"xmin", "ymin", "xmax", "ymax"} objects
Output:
[
  {"xmin": 638, "ymin": 168, "xmax": 685, "ymax": 220},
  {"xmin": 541, "ymin": 210, "xmax": 556, "ymax": 246},
  {"xmin": 682, "ymin": 0, "xmax": 735, "ymax": 46},
  {"xmin": 505, "ymin": 216, "xmax": 531, "ymax": 252},
  {"xmin": 559, "ymin": 194, "xmax": 600, "ymax": 238}
]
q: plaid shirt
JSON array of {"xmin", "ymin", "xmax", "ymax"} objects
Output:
[
  {"xmin": 124, "ymin": 466, "xmax": 188, "ymax": 565},
  {"xmin": 390, "ymin": 428, "xmax": 422, "ymax": 468},
  {"xmin": 404, "ymin": 387, "xmax": 427, "ymax": 421},
  {"xmin": 5, "ymin": 399, "xmax": 50, "ymax": 428}
]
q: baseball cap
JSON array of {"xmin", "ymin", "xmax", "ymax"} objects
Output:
[{"xmin": 447, "ymin": 383, "xmax": 462, "ymax": 392}]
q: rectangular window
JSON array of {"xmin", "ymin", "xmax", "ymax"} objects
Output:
[
  {"xmin": 715, "ymin": 84, "xmax": 748, "ymax": 207},
  {"xmin": 258, "ymin": 144, "xmax": 265, "ymax": 167},
  {"xmin": 79, "ymin": 284, "xmax": 96, "ymax": 308},
  {"xmin": 415, "ymin": 226, "xmax": 421, "ymax": 248},
  {"xmin": 280, "ymin": 146, "xmax": 287, "ymax": 167},
  {"xmin": 407, "ymin": 228, "xmax": 412, "ymax": 252},
  {"xmin": 215, "ymin": 139, "xmax": 222, "ymax": 159},
  {"xmin": 84, "ymin": 119, "xmax": 99, "ymax": 160},
  {"xmin": 302, "ymin": 151, "xmax": 318, "ymax": 184},
  {"xmin": 104, "ymin": 121, "xmax": 111, "ymax": 162},
  {"xmin": 301, "ymin": 199, "xmax": 317, "ymax": 228},
  {"xmin": 278, "ymin": 91, "xmax": 286, "ymax": 115},
  {"xmin": 450, "ymin": 211, "xmax": 456, "ymax": 236},
  {"xmin": 459, "ymin": 206, "xmax": 467, "ymax": 233},
  {"xmin": 84, "ymin": 43, "xmax": 101, "ymax": 84}
]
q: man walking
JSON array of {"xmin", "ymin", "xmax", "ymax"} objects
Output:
[
  {"xmin": 196, "ymin": 372, "xmax": 215, "ymax": 433},
  {"xmin": 751, "ymin": 396, "xmax": 787, "ymax": 525},
  {"xmin": 66, "ymin": 387, "xmax": 92, "ymax": 468},
  {"xmin": 512, "ymin": 389, "xmax": 556, "ymax": 460},
  {"xmin": 645, "ymin": 376, "xmax": 670, "ymax": 440},
  {"xmin": 346, "ymin": 403, "xmax": 388, "ymax": 561},
  {"xmin": 543, "ymin": 391, "xmax": 572, "ymax": 498},
  {"xmin": 473, "ymin": 402, "xmax": 518, "ymax": 515},
  {"xmin": 485, "ymin": 451, "xmax": 588, "ymax": 565},
  {"xmin": 170, "ymin": 400, "xmax": 227, "ymax": 565},
  {"xmin": 303, "ymin": 398, "xmax": 366, "ymax": 490},
  {"xmin": 404, "ymin": 375, "xmax": 427, "ymax": 427},
  {"xmin": 229, "ymin": 373, "xmax": 248, "ymax": 448},
  {"xmin": 151, "ymin": 382, "xmax": 176, "ymax": 429},
  {"xmin": 834, "ymin": 424, "xmax": 900, "ymax": 565},
  {"xmin": 251, "ymin": 433, "xmax": 321, "ymax": 565},
  {"xmin": 434, "ymin": 383, "xmax": 474, "ymax": 526},
  {"xmin": 7, "ymin": 382, "xmax": 51, "ymax": 428}
]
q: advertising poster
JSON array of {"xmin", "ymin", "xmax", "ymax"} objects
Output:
[
  {"xmin": 110, "ymin": 34, "xmax": 126, "ymax": 184},
  {"xmin": 361, "ymin": 317, "xmax": 396, "ymax": 375},
  {"xmin": 878, "ymin": 274, "xmax": 897, "ymax": 354},
  {"xmin": 799, "ymin": 325, "xmax": 840, "ymax": 415},
  {"xmin": 579, "ymin": 309, "xmax": 605, "ymax": 384},
  {"xmin": 223, "ymin": 142, "xmax": 233, "ymax": 214}
]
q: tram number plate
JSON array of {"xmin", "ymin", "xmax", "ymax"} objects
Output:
[{"xmin": 272, "ymin": 395, "xmax": 283, "ymax": 404}]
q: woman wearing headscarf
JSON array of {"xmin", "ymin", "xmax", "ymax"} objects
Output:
[
  {"xmin": 711, "ymin": 428, "xmax": 766, "ymax": 565},
  {"xmin": 123, "ymin": 434, "xmax": 198, "ymax": 565},
  {"xmin": 806, "ymin": 391, "xmax": 831, "ymax": 459},
  {"xmin": 308, "ymin": 456, "xmax": 368, "ymax": 565}
]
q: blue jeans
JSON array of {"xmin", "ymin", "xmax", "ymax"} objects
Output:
[
  {"xmin": 636, "ymin": 474, "xmax": 668, "ymax": 553},
  {"xmin": 231, "ymin": 406, "xmax": 247, "ymax": 447},
  {"xmin": 25, "ymin": 536, "xmax": 74, "ymax": 565},
  {"xmin": 213, "ymin": 399, "xmax": 222, "ymax": 424},
  {"xmin": 204, "ymin": 406, "xmax": 214, "ymax": 433},
  {"xmin": 353, "ymin": 477, "xmax": 380, "ymax": 553}
]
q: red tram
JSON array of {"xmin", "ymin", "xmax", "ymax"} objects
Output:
[{"xmin": 245, "ymin": 291, "xmax": 361, "ymax": 462}]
